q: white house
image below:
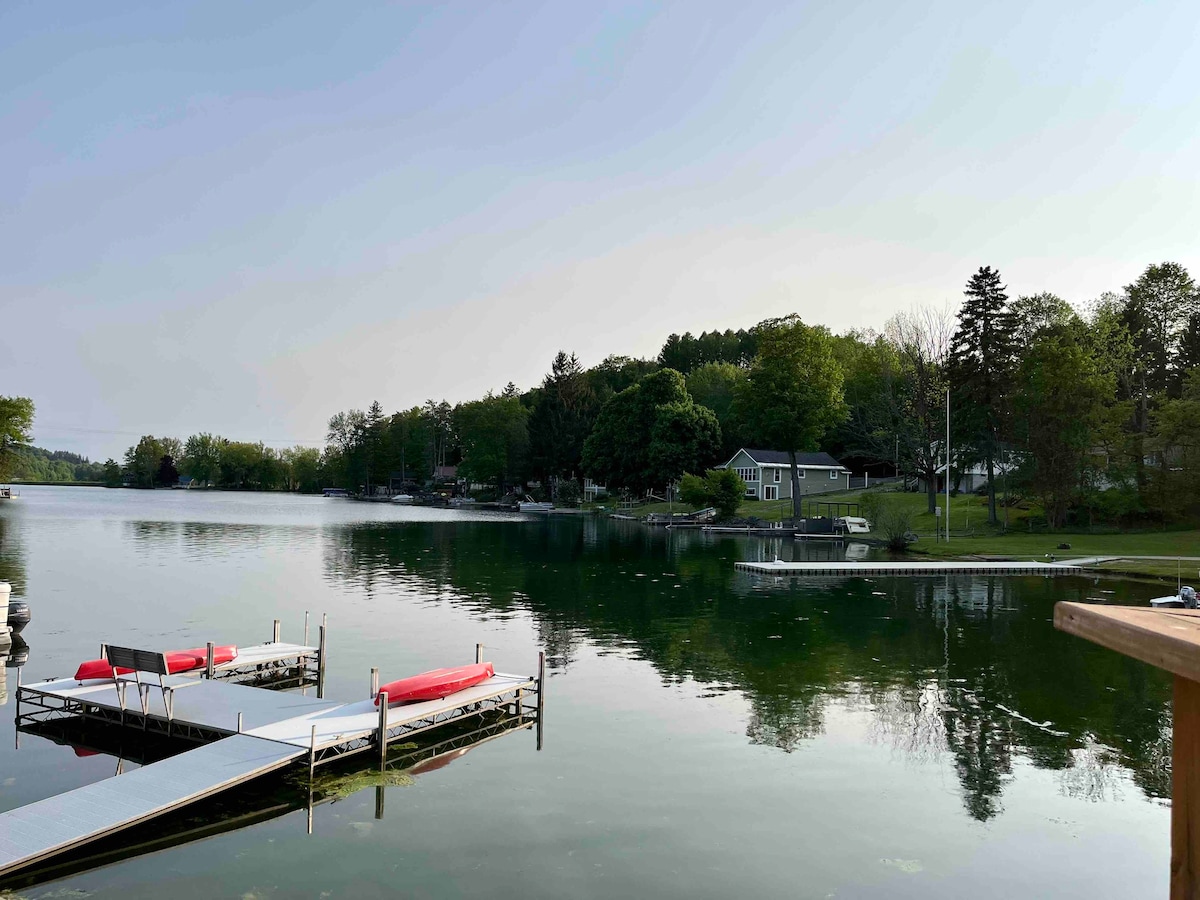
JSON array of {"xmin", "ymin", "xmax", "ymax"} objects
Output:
[{"xmin": 719, "ymin": 448, "xmax": 851, "ymax": 500}]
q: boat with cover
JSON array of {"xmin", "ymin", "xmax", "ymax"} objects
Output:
[
  {"xmin": 74, "ymin": 645, "xmax": 238, "ymax": 681},
  {"xmin": 1151, "ymin": 586, "xmax": 1198, "ymax": 609},
  {"xmin": 375, "ymin": 661, "xmax": 495, "ymax": 705}
]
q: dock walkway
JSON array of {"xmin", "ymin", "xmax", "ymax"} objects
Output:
[
  {"xmin": 3, "ymin": 662, "xmax": 540, "ymax": 879},
  {"xmin": 734, "ymin": 560, "xmax": 1083, "ymax": 576}
]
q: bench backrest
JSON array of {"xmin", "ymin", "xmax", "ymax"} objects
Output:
[{"xmin": 104, "ymin": 645, "xmax": 171, "ymax": 675}]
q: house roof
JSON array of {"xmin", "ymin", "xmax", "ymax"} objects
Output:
[{"xmin": 726, "ymin": 448, "xmax": 847, "ymax": 469}]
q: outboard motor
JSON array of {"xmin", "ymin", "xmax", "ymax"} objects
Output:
[
  {"xmin": 6, "ymin": 600, "xmax": 30, "ymax": 633},
  {"xmin": 1182, "ymin": 585, "xmax": 1198, "ymax": 609}
]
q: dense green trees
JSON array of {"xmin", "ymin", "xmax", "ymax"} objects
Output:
[
  {"xmin": 59, "ymin": 258, "xmax": 1195, "ymax": 525},
  {"xmin": 582, "ymin": 369, "xmax": 720, "ymax": 495},
  {"xmin": 528, "ymin": 352, "xmax": 597, "ymax": 489},
  {"xmin": 734, "ymin": 317, "xmax": 846, "ymax": 518},
  {"xmin": 658, "ymin": 328, "xmax": 758, "ymax": 374},
  {"xmin": 0, "ymin": 396, "xmax": 35, "ymax": 481},
  {"xmin": 455, "ymin": 389, "xmax": 529, "ymax": 492}
]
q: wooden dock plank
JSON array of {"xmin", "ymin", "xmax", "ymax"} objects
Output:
[
  {"xmin": 1054, "ymin": 603, "xmax": 1200, "ymax": 684},
  {"xmin": 0, "ymin": 734, "xmax": 303, "ymax": 876}
]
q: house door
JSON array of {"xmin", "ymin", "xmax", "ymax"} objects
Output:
[{"xmin": 763, "ymin": 485, "xmax": 778, "ymax": 501}]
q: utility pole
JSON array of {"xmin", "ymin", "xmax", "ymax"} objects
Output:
[{"xmin": 945, "ymin": 388, "xmax": 951, "ymax": 543}]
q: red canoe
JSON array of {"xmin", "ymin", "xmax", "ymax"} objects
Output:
[
  {"xmin": 375, "ymin": 662, "xmax": 495, "ymax": 706},
  {"xmin": 74, "ymin": 645, "xmax": 238, "ymax": 682}
]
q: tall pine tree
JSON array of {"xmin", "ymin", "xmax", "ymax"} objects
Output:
[{"xmin": 949, "ymin": 266, "xmax": 1016, "ymax": 525}]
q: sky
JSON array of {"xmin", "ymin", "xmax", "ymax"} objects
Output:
[{"xmin": 2, "ymin": 1, "xmax": 1199, "ymax": 460}]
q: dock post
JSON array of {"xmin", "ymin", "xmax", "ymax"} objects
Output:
[
  {"xmin": 476, "ymin": 643, "xmax": 484, "ymax": 664},
  {"xmin": 206, "ymin": 642, "xmax": 215, "ymax": 679},
  {"xmin": 237, "ymin": 712, "xmax": 243, "ymax": 734},
  {"xmin": 309, "ymin": 724, "xmax": 317, "ymax": 780},
  {"xmin": 317, "ymin": 624, "xmax": 327, "ymax": 699},
  {"xmin": 304, "ymin": 610, "xmax": 310, "ymax": 647},
  {"xmin": 272, "ymin": 619, "xmax": 281, "ymax": 643},
  {"xmin": 378, "ymin": 691, "xmax": 389, "ymax": 771},
  {"xmin": 370, "ymin": 667, "xmax": 379, "ymax": 699},
  {"xmin": 375, "ymin": 785, "xmax": 385, "ymax": 820},
  {"xmin": 537, "ymin": 650, "xmax": 546, "ymax": 751}
]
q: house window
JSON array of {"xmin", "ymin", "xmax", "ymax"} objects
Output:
[
  {"xmin": 795, "ymin": 468, "xmax": 805, "ymax": 479},
  {"xmin": 830, "ymin": 470, "xmax": 840, "ymax": 480},
  {"xmin": 734, "ymin": 467, "xmax": 757, "ymax": 482},
  {"xmin": 773, "ymin": 469, "xmax": 781, "ymax": 483},
  {"xmin": 745, "ymin": 485, "xmax": 756, "ymax": 497},
  {"xmin": 764, "ymin": 485, "xmax": 778, "ymax": 500}
]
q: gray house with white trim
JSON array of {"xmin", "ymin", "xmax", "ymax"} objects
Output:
[{"xmin": 719, "ymin": 448, "xmax": 851, "ymax": 500}]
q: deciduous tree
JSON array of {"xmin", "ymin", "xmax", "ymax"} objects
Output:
[{"xmin": 734, "ymin": 316, "xmax": 845, "ymax": 519}]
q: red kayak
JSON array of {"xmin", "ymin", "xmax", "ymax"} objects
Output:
[
  {"xmin": 74, "ymin": 645, "xmax": 238, "ymax": 682},
  {"xmin": 375, "ymin": 662, "xmax": 495, "ymax": 706}
]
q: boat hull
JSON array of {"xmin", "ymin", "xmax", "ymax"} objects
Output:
[{"xmin": 376, "ymin": 662, "xmax": 495, "ymax": 705}]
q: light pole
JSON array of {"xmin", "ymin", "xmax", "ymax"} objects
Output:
[{"xmin": 945, "ymin": 388, "xmax": 951, "ymax": 544}]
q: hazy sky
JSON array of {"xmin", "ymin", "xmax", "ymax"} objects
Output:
[{"xmin": 3, "ymin": 1, "xmax": 1199, "ymax": 459}]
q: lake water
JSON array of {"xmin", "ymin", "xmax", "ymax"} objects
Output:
[{"xmin": 0, "ymin": 486, "xmax": 1176, "ymax": 898}]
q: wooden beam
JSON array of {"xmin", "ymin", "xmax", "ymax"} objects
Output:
[
  {"xmin": 1176, "ymin": 676, "xmax": 1200, "ymax": 900},
  {"xmin": 1054, "ymin": 603, "xmax": 1200, "ymax": 684}
]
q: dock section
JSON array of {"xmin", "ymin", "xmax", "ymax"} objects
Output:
[
  {"xmin": 0, "ymin": 734, "xmax": 303, "ymax": 876},
  {"xmin": 3, "ymin": 640, "xmax": 544, "ymax": 880},
  {"xmin": 734, "ymin": 560, "xmax": 1084, "ymax": 576}
]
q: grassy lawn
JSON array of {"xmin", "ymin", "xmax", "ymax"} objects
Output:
[{"xmin": 592, "ymin": 487, "xmax": 1200, "ymax": 582}]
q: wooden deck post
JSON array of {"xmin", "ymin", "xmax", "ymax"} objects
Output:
[
  {"xmin": 1054, "ymin": 602, "xmax": 1200, "ymax": 899},
  {"xmin": 1175, "ymin": 676, "xmax": 1200, "ymax": 899},
  {"xmin": 370, "ymin": 667, "xmax": 379, "ymax": 699},
  {"xmin": 272, "ymin": 619, "xmax": 281, "ymax": 643},
  {"xmin": 476, "ymin": 643, "xmax": 484, "ymax": 664},
  {"xmin": 205, "ymin": 642, "xmax": 215, "ymax": 680},
  {"xmin": 304, "ymin": 610, "xmax": 310, "ymax": 647}
]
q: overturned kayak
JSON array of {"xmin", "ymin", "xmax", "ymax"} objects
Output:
[
  {"xmin": 375, "ymin": 662, "xmax": 495, "ymax": 706},
  {"xmin": 74, "ymin": 645, "xmax": 238, "ymax": 682}
]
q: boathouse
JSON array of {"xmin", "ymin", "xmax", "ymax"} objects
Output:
[{"xmin": 718, "ymin": 449, "xmax": 850, "ymax": 500}]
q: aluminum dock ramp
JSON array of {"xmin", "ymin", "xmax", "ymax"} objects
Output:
[
  {"xmin": 734, "ymin": 560, "xmax": 1084, "ymax": 576},
  {"xmin": 0, "ymin": 734, "xmax": 304, "ymax": 875}
]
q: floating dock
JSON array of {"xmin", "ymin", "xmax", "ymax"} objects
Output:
[
  {"xmin": 734, "ymin": 560, "xmax": 1084, "ymax": 576},
  {"xmin": 1, "ymin": 621, "xmax": 544, "ymax": 880}
]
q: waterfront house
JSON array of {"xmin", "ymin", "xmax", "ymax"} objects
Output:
[{"xmin": 719, "ymin": 449, "xmax": 851, "ymax": 500}]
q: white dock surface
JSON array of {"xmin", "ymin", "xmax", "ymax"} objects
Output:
[
  {"xmin": 2, "ymin": 672, "xmax": 536, "ymax": 876},
  {"xmin": 23, "ymin": 676, "xmax": 341, "ymax": 734},
  {"xmin": 735, "ymin": 560, "xmax": 1083, "ymax": 576},
  {"xmin": 247, "ymin": 673, "xmax": 535, "ymax": 749},
  {"xmin": 0, "ymin": 734, "xmax": 303, "ymax": 876}
]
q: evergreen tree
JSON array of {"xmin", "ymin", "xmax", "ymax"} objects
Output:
[
  {"xmin": 528, "ymin": 352, "xmax": 597, "ymax": 490},
  {"xmin": 948, "ymin": 266, "xmax": 1017, "ymax": 524}
]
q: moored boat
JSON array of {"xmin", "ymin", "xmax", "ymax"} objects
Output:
[
  {"xmin": 375, "ymin": 661, "xmax": 495, "ymax": 705},
  {"xmin": 390, "ymin": 494, "xmax": 414, "ymax": 504}
]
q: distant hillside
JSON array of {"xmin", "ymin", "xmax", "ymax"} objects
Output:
[{"xmin": 10, "ymin": 446, "xmax": 105, "ymax": 483}]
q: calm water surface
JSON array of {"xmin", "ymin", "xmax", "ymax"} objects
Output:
[{"xmin": 0, "ymin": 486, "xmax": 1177, "ymax": 898}]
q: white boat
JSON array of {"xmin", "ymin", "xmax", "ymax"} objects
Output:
[
  {"xmin": 518, "ymin": 501, "xmax": 554, "ymax": 512},
  {"xmin": 448, "ymin": 497, "xmax": 476, "ymax": 507},
  {"xmin": 1151, "ymin": 586, "xmax": 1197, "ymax": 609},
  {"xmin": 390, "ymin": 494, "xmax": 414, "ymax": 504}
]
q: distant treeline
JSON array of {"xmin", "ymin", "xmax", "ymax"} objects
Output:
[
  {"xmin": 322, "ymin": 261, "xmax": 1200, "ymax": 528},
  {"xmin": 7, "ymin": 445, "xmax": 105, "ymax": 483},
  {"xmin": 113, "ymin": 435, "xmax": 322, "ymax": 491},
  {"xmin": 22, "ymin": 260, "xmax": 1200, "ymax": 527}
]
